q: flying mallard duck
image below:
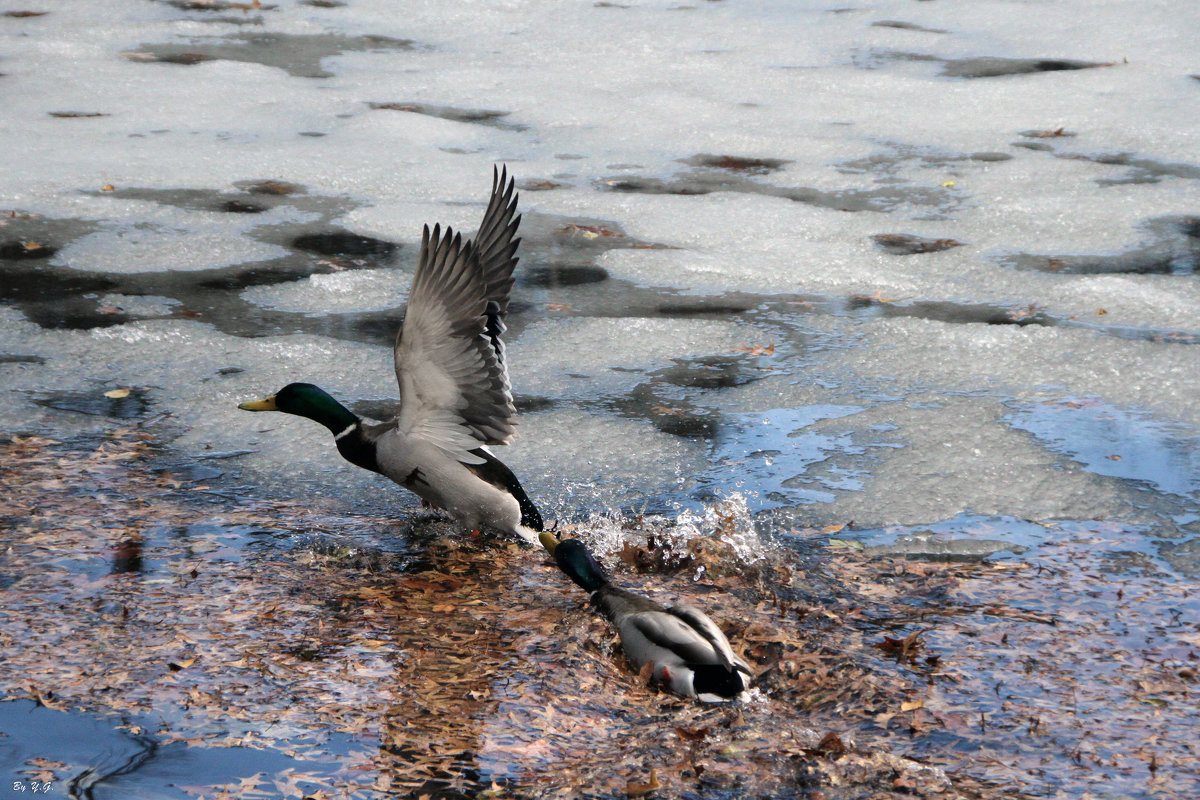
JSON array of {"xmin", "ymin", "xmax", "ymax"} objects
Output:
[
  {"xmin": 239, "ymin": 167, "xmax": 543, "ymax": 542},
  {"xmin": 540, "ymin": 533, "xmax": 752, "ymax": 702}
]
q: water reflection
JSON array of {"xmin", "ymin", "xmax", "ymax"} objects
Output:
[
  {"xmin": 1005, "ymin": 398, "xmax": 1200, "ymax": 500},
  {"xmin": 0, "ymin": 700, "xmax": 339, "ymax": 799},
  {"xmin": 109, "ymin": 536, "xmax": 143, "ymax": 575},
  {"xmin": 699, "ymin": 405, "xmax": 864, "ymax": 510}
]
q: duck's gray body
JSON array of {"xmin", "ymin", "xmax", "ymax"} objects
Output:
[
  {"xmin": 372, "ymin": 434, "xmax": 534, "ymax": 535},
  {"xmin": 239, "ymin": 168, "xmax": 542, "ymax": 542},
  {"xmin": 598, "ymin": 586, "xmax": 753, "ymax": 702},
  {"xmin": 546, "ymin": 536, "xmax": 752, "ymax": 701}
]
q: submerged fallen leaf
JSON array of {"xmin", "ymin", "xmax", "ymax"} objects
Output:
[
  {"xmin": 245, "ymin": 180, "xmax": 301, "ymax": 195},
  {"xmin": 850, "ymin": 289, "xmax": 896, "ymax": 304},
  {"xmin": 625, "ymin": 768, "xmax": 662, "ymax": 798},
  {"xmin": 518, "ymin": 179, "xmax": 563, "ymax": 190},
  {"xmin": 674, "ymin": 725, "xmax": 709, "ymax": 742},
  {"xmin": 815, "ymin": 731, "xmax": 848, "ymax": 758},
  {"xmin": 103, "ymin": 388, "xmax": 131, "ymax": 399},
  {"xmin": 558, "ymin": 223, "xmax": 623, "ymax": 238},
  {"xmin": 734, "ymin": 343, "xmax": 775, "ymax": 356},
  {"xmin": 1008, "ymin": 303, "xmax": 1043, "ymax": 320},
  {"xmin": 1024, "ymin": 127, "xmax": 1073, "ymax": 138},
  {"xmin": 645, "ymin": 405, "xmax": 678, "ymax": 418},
  {"xmin": 871, "ymin": 233, "xmax": 964, "ymax": 255}
]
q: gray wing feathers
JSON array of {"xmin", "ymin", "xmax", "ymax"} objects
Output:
[
  {"xmin": 394, "ymin": 223, "xmax": 518, "ymax": 455},
  {"xmin": 476, "ymin": 167, "xmax": 521, "ymax": 406},
  {"xmin": 666, "ymin": 606, "xmax": 750, "ymax": 672},
  {"xmin": 623, "ymin": 611, "xmax": 729, "ymax": 667},
  {"xmin": 475, "ymin": 165, "xmax": 522, "ymax": 314}
]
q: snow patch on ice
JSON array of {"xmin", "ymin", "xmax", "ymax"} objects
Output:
[
  {"xmin": 242, "ymin": 269, "xmax": 411, "ymax": 313},
  {"xmin": 54, "ymin": 224, "xmax": 290, "ymax": 273}
]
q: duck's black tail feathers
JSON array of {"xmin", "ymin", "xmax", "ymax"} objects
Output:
[
  {"xmin": 689, "ymin": 663, "xmax": 749, "ymax": 699},
  {"xmin": 467, "ymin": 447, "xmax": 543, "ymax": 531}
]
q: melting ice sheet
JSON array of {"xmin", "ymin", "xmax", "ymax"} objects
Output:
[
  {"xmin": 698, "ymin": 404, "xmax": 866, "ymax": 509},
  {"xmin": 1004, "ymin": 398, "xmax": 1200, "ymax": 501},
  {"xmin": 0, "ymin": 0, "xmax": 1197, "ymax": 536}
]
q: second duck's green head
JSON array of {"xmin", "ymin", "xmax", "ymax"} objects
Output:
[
  {"xmin": 238, "ymin": 382, "xmax": 358, "ymax": 434},
  {"xmin": 542, "ymin": 535, "xmax": 608, "ymax": 594}
]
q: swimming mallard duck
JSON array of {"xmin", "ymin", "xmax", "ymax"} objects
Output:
[
  {"xmin": 541, "ymin": 533, "xmax": 752, "ymax": 701},
  {"xmin": 239, "ymin": 167, "xmax": 543, "ymax": 542}
]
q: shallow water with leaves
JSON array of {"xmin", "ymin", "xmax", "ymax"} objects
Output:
[{"xmin": 2, "ymin": 427, "xmax": 1196, "ymax": 799}]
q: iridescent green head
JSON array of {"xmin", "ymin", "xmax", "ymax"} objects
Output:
[
  {"xmin": 238, "ymin": 382, "xmax": 358, "ymax": 435},
  {"xmin": 544, "ymin": 537, "xmax": 608, "ymax": 594}
]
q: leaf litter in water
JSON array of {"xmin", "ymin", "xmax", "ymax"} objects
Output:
[
  {"xmin": 1, "ymin": 426, "xmax": 1196, "ymax": 798},
  {"xmin": 816, "ymin": 531, "xmax": 1200, "ymax": 799}
]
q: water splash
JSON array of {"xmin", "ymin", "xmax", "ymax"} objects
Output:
[
  {"xmin": 563, "ymin": 508, "xmax": 632, "ymax": 565},
  {"xmin": 564, "ymin": 492, "xmax": 775, "ymax": 577},
  {"xmin": 672, "ymin": 492, "xmax": 771, "ymax": 566}
]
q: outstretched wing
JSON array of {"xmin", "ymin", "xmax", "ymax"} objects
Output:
[
  {"xmin": 393, "ymin": 224, "xmax": 517, "ymax": 461},
  {"xmin": 473, "ymin": 166, "xmax": 522, "ymax": 411},
  {"xmin": 475, "ymin": 165, "xmax": 522, "ymax": 315}
]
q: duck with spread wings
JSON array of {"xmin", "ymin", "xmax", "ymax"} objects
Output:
[{"xmin": 238, "ymin": 167, "xmax": 543, "ymax": 542}]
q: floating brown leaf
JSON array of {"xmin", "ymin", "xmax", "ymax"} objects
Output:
[{"xmin": 874, "ymin": 631, "xmax": 924, "ymax": 664}]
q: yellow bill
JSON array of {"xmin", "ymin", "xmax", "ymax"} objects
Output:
[
  {"xmin": 237, "ymin": 395, "xmax": 278, "ymax": 412},
  {"xmin": 538, "ymin": 531, "xmax": 560, "ymax": 555}
]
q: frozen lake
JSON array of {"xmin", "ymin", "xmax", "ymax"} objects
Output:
[
  {"xmin": 3, "ymin": 0, "xmax": 1198, "ymax": 536},
  {"xmin": 1, "ymin": 0, "xmax": 1198, "ymax": 797}
]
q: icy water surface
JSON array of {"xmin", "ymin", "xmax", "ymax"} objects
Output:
[
  {"xmin": 0, "ymin": 699, "xmax": 349, "ymax": 800},
  {"xmin": 1, "ymin": 0, "xmax": 1198, "ymax": 798}
]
